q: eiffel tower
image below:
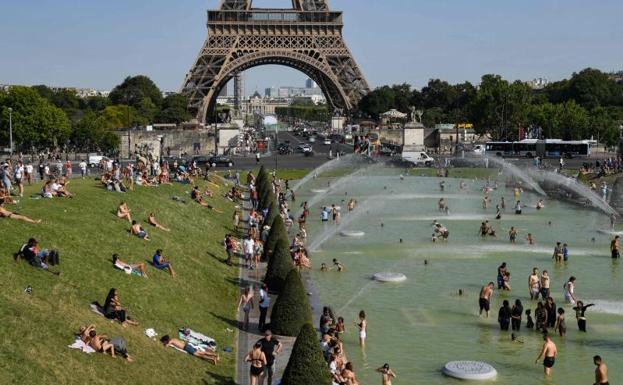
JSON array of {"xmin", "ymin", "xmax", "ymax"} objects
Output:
[{"xmin": 181, "ymin": 0, "xmax": 369, "ymax": 123}]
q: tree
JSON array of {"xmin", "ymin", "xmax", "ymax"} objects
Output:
[
  {"xmin": 568, "ymin": 68, "xmax": 619, "ymax": 109},
  {"xmin": 264, "ymin": 237, "xmax": 294, "ymax": 293},
  {"xmin": 0, "ymin": 86, "xmax": 71, "ymax": 151},
  {"xmin": 264, "ymin": 215, "xmax": 287, "ymax": 261},
  {"xmin": 280, "ymin": 323, "xmax": 332, "ymax": 385},
  {"xmin": 109, "ymin": 75, "xmax": 163, "ymax": 123},
  {"xmin": 558, "ymin": 100, "xmax": 589, "ymax": 140},
  {"xmin": 71, "ymin": 111, "xmax": 120, "ymax": 154},
  {"xmin": 358, "ymin": 86, "xmax": 395, "ymax": 120},
  {"xmin": 156, "ymin": 94, "xmax": 192, "ymax": 124},
  {"xmin": 269, "ymin": 269, "xmax": 312, "ymax": 336},
  {"xmin": 589, "ymin": 107, "xmax": 619, "ymax": 146}
]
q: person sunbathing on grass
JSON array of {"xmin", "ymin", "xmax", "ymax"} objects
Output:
[
  {"xmin": 160, "ymin": 335, "xmax": 219, "ymax": 364},
  {"xmin": 148, "ymin": 213, "xmax": 170, "ymax": 231},
  {"xmin": 152, "ymin": 249, "xmax": 176, "ymax": 277},
  {"xmin": 112, "ymin": 254, "xmax": 148, "ymax": 277},
  {"xmin": 117, "ymin": 202, "xmax": 132, "ymax": 222},
  {"xmin": 130, "ymin": 220, "xmax": 150, "ymax": 240},
  {"xmin": 87, "ymin": 330, "xmax": 115, "ymax": 357},
  {"xmin": 191, "ymin": 186, "xmax": 223, "ymax": 213},
  {"xmin": 0, "ymin": 203, "xmax": 41, "ymax": 224}
]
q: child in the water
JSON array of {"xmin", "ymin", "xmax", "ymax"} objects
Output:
[{"xmin": 525, "ymin": 309, "xmax": 534, "ymax": 329}]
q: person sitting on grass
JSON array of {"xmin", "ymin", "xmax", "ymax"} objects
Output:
[
  {"xmin": 148, "ymin": 213, "xmax": 170, "ymax": 231},
  {"xmin": 152, "ymin": 249, "xmax": 176, "ymax": 277},
  {"xmin": 112, "ymin": 254, "xmax": 148, "ymax": 277},
  {"xmin": 1, "ymin": 203, "xmax": 41, "ymax": 224},
  {"xmin": 130, "ymin": 220, "xmax": 150, "ymax": 240},
  {"xmin": 41, "ymin": 181, "xmax": 55, "ymax": 198},
  {"xmin": 50, "ymin": 178, "xmax": 73, "ymax": 198},
  {"xmin": 117, "ymin": 202, "xmax": 132, "ymax": 222},
  {"xmin": 102, "ymin": 288, "xmax": 139, "ymax": 327},
  {"xmin": 160, "ymin": 335, "xmax": 219, "ymax": 364},
  {"xmin": 0, "ymin": 189, "xmax": 16, "ymax": 204},
  {"xmin": 14, "ymin": 238, "xmax": 60, "ymax": 274}
]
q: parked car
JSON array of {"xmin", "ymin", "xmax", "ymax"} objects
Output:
[
  {"xmin": 323, "ymin": 138, "xmax": 332, "ymax": 145},
  {"xmin": 207, "ymin": 155, "xmax": 234, "ymax": 168},
  {"xmin": 88, "ymin": 153, "xmax": 104, "ymax": 168},
  {"xmin": 401, "ymin": 151, "xmax": 435, "ymax": 167}
]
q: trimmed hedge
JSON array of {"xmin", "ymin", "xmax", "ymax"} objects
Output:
[
  {"xmin": 269, "ymin": 269, "xmax": 312, "ymax": 336},
  {"xmin": 280, "ymin": 324, "xmax": 332, "ymax": 385},
  {"xmin": 264, "ymin": 236, "xmax": 293, "ymax": 293},
  {"xmin": 263, "ymin": 215, "xmax": 286, "ymax": 261},
  {"xmin": 264, "ymin": 201, "xmax": 278, "ymax": 228}
]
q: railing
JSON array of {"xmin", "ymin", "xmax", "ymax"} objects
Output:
[{"xmin": 208, "ymin": 10, "xmax": 343, "ymax": 24}]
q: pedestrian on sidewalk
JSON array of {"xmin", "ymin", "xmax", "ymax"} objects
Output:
[
  {"xmin": 258, "ymin": 284, "xmax": 270, "ymax": 332},
  {"xmin": 257, "ymin": 330, "xmax": 282, "ymax": 385}
]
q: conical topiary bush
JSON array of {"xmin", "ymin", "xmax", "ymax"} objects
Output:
[
  {"xmin": 269, "ymin": 269, "xmax": 312, "ymax": 336},
  {"xmin": 264, "ymin": 236, "xmax": 293, "ymax": 293},
  {"xmin": 280, "ymin": 323, "xmax": 332, "ymax": 385},
  {"xmin": 263, "ymin": 215, "xmax": 287, "ymax": 261}
]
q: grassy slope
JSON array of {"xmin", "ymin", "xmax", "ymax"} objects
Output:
[{"xmin": 0, "ymin": 177, "xmax": 240, "ymax": 385}]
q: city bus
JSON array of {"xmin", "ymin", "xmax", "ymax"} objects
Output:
[{"xmin": 485, "ymin": 140, "xmax": 591, "ymax": 158}]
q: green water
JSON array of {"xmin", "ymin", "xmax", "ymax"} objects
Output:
[{"xmin": 301, "ymin": 172, "xmax": 623, "ymax": 385}]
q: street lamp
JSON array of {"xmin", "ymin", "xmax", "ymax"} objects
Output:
[{"xmin": 8, "ymin": 107, "xmax": 13, "ymax": 157}]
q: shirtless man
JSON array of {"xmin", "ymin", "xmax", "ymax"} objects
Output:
[
  {"xmin": 535, "ymin": 334, "xmax": 557, "ymax": 376},
  {"xmin": 376, "ymin": 363, "xmax": 396, "ymax": 385},
  {"xmin": 593, "ymin": 355, "xmax": 609, "ymax": 385},
  {"xmin": 479, "ymin": 282, "xmax": 494, "ymax": 317},
  {"xmin": 332, "ymin": 258, "xmax": 345, "ymax": 272},
  {"xmin": 610, "ymin": 236, "xmax": 620, "ymax": 259},
  {"xmin": 130, "ymin": 221, "xmax": 150, "ymax": 241},
  {"xmin": 160, "ymin": 335, "xmax": 219, "ymax": 364},
  {"xmin": 0, "ymin": 203, "xmax": 41, "ymax": 224},
  {"xmin": 88, "ymin": 330, "xmax": 115, "ymax": 357},
  {"xmin": 528, "ymin": 268, "xmax": 541, "ymax": 300}
]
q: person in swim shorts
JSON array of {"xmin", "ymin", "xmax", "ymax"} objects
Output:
[
  {"xmin": 535, "ymin": 334, "xmax": 557, "ymax": 376},
  {"xmin": 479, "ymin": 282, "xmax": 494, "ymax": 317},
  {"xmin": 593, "ymin": 355, "xmax": 609, "ymax": 385},
  {"xmin": 160, "ymin": 335, "xmax": 219, "ymax": 364}
]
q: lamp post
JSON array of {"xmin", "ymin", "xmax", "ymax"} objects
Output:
[{"xmin": 8, "ymin": 107, "xmax": 13, "ymax": 156}]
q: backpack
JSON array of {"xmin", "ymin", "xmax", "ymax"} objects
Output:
[{"xmin": 47, "ymin": 250, "xmax": 60, "ymax": 266}]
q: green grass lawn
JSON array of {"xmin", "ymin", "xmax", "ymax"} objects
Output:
[{"xmin": 0, "ymin": 177, "xmax": 240, "ymax": 385}]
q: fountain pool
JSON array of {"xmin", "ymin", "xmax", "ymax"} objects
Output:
[{"xmin": 299, "ymin": 170, "xmax": 623, "ymax": 385}]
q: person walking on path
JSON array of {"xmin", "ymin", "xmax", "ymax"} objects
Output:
[
  {"xmin": 257, "ymin": 330, "xmax": 282, "ymax": 385},
  {"xmin": 238, "ymin": 286, "xmax": 254, "ymax": 331},
  {"xmin": 258, "ymin": 283, "xmax": 270, "ymax": 332},
  {"xmin": 245, "ymin": 342, "xmax": 267, "ymax": 385}
]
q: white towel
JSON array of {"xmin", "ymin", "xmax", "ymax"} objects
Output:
[
  {"xmin": 89, "ymin": 304, "xmax": 105, "ymax": 317},
  {"xmin": 68, "ymin": 337, "xmax": 95, "ymax": 354}
]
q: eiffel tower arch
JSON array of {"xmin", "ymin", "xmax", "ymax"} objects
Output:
[{"xmin": 181, "ymin": 0, "xmax": 369, "ymax": 123}]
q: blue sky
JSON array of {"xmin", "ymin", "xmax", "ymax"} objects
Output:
[{"xmin": 0, "ymin": 0, "xmax": 621, "ymax": 94}]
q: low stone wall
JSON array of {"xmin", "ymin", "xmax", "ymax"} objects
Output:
[{"xmin": 117, "ymin": 129, "xmax": 216, "ymax": 159}]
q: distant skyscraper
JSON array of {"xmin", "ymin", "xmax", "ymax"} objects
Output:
[
  {"xmin": 305, "ymin": 78, "xmax": 318, "ymax": 89},
  {"xmin": 219, "ymin": 83, "xmax": 228, "ymax": 97}
]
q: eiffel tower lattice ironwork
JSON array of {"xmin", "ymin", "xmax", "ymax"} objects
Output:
[{"xmin": 181, "ymin": 0, "xmax": 369, "ymax": 122}]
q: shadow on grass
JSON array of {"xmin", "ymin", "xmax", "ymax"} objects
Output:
[{"xmin": 202, "ymin": 372, "xmax": 236, "ymax": 385}]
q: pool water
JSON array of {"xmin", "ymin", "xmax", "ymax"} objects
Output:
[{"xmin": 301, "ymin": 172, "xmax": 623, "ymax": 385}]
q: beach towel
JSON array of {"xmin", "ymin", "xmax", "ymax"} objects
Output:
[
  {"xmin": 68, "ymin": 336, "xmax": 95, "ymax": 354},
  {"xmin": 178, "ymin": 327, "xmax": 217, "ymax": 351},
  {"xmin": 89, "ymin": 303, "xmax": 105, "ymax": 317},
  {"xmin": 144, "ymin": 328, "xmax": 158, "ymax": 338}
]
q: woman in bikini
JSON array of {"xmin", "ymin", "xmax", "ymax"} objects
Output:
[
  {"xmin": 355, "ymin": 310, "xmax": 367, "ymax": 348},
  {"xmin": 117, "ymin": 202, "xmax": 132, "ymax": 223},
  {"xmin": 148, "ymin": 213, "xmax": 170, "ymax": 231},
  {"xmin": 0, "ymin": 203, "xmax": 41, "ymax": 224},
  {"xmin": 238, "ymin": 286, "xmax": 254, "ymax": 331},
  {"xmin": 245, "ymin": 342, "xmax": 267, "ymax": 385}
]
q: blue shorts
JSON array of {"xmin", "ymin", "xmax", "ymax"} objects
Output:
[
  {"xmin": 138, "ymin": 230, "xmax": 147, "ymax": 239},
  {"xmin": 183, "ymin": 343, "xmax": 197, "ymax": 355},
  {"xmin": 154, "ymin": 262, "xmax": 170, "ymax": 270}
]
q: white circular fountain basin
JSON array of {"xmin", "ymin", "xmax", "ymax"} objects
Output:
[
  {"xmin": 373, "ymin": 272, "xmax": 407, "ymax": 283},
  {"xmin": 597, "ymin": 229, "xmax": 623, "ymax": 235},
  {"xmin": 340, "ymin": 230, "xmax": 365, "ymax": 237},
  {"xmin": 442, "ymin": 361, "xmax": 497, "ymax": 381},
  {"xmin": 310, "ymin": 189, "xmax": 328, "ymax": 193}
]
